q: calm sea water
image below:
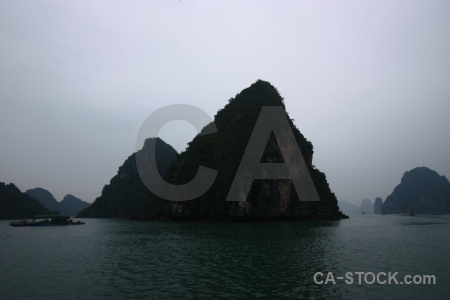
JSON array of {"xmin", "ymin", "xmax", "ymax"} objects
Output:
[{"xmin": 0, "ymin": 214, "xmax": 449, "ymax": 299}]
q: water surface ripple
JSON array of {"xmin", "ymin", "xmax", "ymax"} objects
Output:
[{"xmin": 1, "ymin": 215, "xmax": 449, "ymax": 299}]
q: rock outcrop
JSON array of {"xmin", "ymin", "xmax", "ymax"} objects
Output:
[
  {"xmin": 357, "ymin": 198, "xmax": 373, "ymax": 214},
  {"xmin": 26, "ymin": 188, "xmax": 90, "ymax": 216},
  {"xmin": 78, "ymin": 80, "xmax": 347, "ymax": 220},
  {"xmin": 59, "ymin": 194, "xmax": 90, "ymax": 216},
  {"xmin": 166, "ymin": 80, "xmax": 346, "ymax": 220},
  {"xmin": 25, "ymin": 188, "xmax": 60, "ymax": 212},
  {"xmin": 0, "ymin": 182, "xmax": 54, "ymax": 219},
  {"xmin": 373, "ymin": 197, "xmax": 383, "ymax": 214},
  {"xmin": 77, "ymin": 137, "xmax": 178, "ymax": 218},
  {"xmin": 382, "ymin": 167, "xmax": 450, "ymax": 214}
]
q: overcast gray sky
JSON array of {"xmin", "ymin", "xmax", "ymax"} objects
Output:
[{"xmin": 1, "ymin": 0, "xmax": 449, "ymax": 206}]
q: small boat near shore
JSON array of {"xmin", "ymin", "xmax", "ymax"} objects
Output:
[
  {"xmin": 401, "ymin": 210, "xmax": 415, "ymax": 216},
  {"xmin": 10, "ymin": 215, "xmax": 85, "ymax": 227}
]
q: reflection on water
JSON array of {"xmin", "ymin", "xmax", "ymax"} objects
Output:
[
  {"xmin": 89, "ymin": 220, "xmax": 342, "ymax": 299},
  {"xmin": 0, "ymin": 215, "xmax": 449, "ymax": 299}
]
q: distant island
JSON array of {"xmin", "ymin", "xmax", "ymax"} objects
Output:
[
  {"xmin": 79, "ymin": 80, "xmax": 347, "ymax": 220},
  {"xmin": 382, "ymin": 167, "xmax": 450, "ymax": 214},
  {"xmin": 357, "ymin": 198, "xmax": 373, "ymax": 214},
  {"xmin": 25, "ymin": 187, "xmax": 90, "ymax": 216},
  {"xmin": 0, "ymin": 182, "xmax": 55, "ymax": 219},
  {"xmin": 338, "ymin": 197, "xmax": 384, "ymax": 215},
  {"xmin": 373, "ymin": 197, "xmax": 383, "ymax": 214},
  {"xmin": 337, "ymin": 200, "xmax": 359, "ymax": 215}
]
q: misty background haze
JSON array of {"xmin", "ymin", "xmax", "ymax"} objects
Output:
[{"xmin": 1, "ymin": 0, "xmax": 449, "ymax": 206}]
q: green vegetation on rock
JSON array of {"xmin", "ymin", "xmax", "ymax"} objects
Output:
[
  {"xmin": 166, "ymin": 80, "xmax": 343, "ymax": 220},
  {"xmin": 79, "ymin": 80, "xmax": 346, "ymax": 220}
]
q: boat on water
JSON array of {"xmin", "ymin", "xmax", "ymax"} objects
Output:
[
  {"xmin": 10, "ymin": 215, "xmax": 85, "ymax": 227},
  {"xmin": 401, "ymin": 210, "xmax": 415, "ymax": 216}
]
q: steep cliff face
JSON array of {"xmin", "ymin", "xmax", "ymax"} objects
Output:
[
  {"xmin": 77, "ymin": 138, "xmax": 178, "ymax": 218},
  {"xmin": 167, "ymin": 80, "xmax": 345, "ymax": 220},
  {"xmin": 382, "ymin": 167, "xmax": 450, "ymax": 214},
  {"xmin": 373, "ymin": 197, "xmax": 383, "ymax": 214},
  {"xmin": 79, "ymin": 80, "xmax": 346, "ymax": 220}
]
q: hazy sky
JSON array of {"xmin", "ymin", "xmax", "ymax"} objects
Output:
[{"xmin": 1, "ymin": 0, "xmax": 449, "ymax": 206}]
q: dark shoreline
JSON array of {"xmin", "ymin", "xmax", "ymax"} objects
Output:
[{"xmin": 77, "ymin": 212, "xmax": 349, "ymax": 222}]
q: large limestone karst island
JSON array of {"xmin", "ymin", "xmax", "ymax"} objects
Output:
[
  {"xmin": 79, "ymin": 80, "xmax": 347, "ymax": 220},
  {"xmin": 382, "ymin": 167, "xmax": 450, "ymax": 214}
]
